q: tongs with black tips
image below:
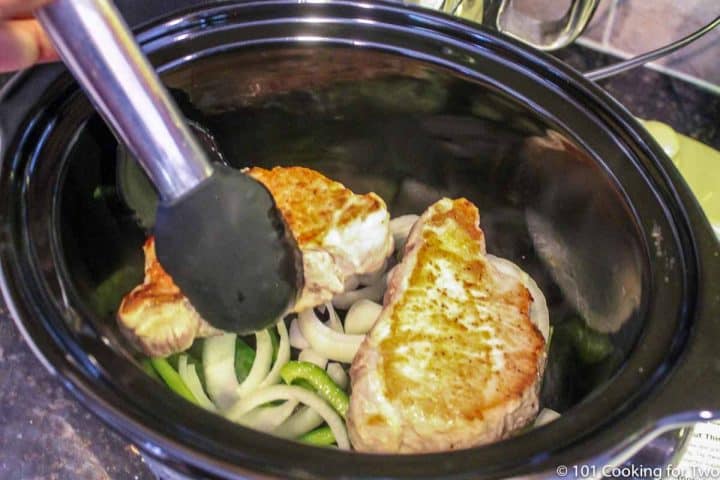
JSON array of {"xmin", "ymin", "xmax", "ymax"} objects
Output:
[{"xmin": 36, "ymin": 0, "xmax": 302, "ymax": 333}]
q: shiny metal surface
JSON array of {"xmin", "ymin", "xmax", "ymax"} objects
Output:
[
  {"xmin": 482, "ymin": 0, "xmax": 599, "ymax": 50},
  {"xmin": 631, "ymin": 428, "xmax": 692, "ymax": 475},
  {"xmin": 491, "ymin": 0, "xmax": 599, "ymax": 50},
  {"xmin": 585, "ymin": 15, "xmax": 720, "ymax": 80},
  {"xmin": 36, "ymin": 0, "xmax": 212, "ymax": 202}
]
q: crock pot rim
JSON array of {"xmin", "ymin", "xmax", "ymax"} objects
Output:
[{"xmin": 1, "ymin": 1, "xmax": 719, "ymax": 478}]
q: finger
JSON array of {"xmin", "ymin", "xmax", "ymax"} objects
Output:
[
  {"xmin": 0, "ymin": 19, "xmax": 58, "ymax": 72},
  {"xmin": 0, "ymin": 0, "xmax": 54, "ymax": 19},
  {"xmin": 7, "ymin": 13, "xmax": 39, "ymax": 20}
]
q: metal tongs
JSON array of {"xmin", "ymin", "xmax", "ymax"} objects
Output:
[{"xmin": 36, "ymin": 0, "xmax": 301, "ymax": 333}]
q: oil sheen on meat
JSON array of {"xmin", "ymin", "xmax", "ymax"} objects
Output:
[
  {"xmin": 117, "ymin": 237, "xmax": 220, "ymax": 357},
  {"xmin": 247, "ymin": 166, "xmax": 393, "ymax": 311},
  {"xmin": 118, "ymin": 166, "xmax": 393, "ymax": 356},
  {"xmin": 347, "ymin": 198, "xmax": 547, "ymax": 453}
]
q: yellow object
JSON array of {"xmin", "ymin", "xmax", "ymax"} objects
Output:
[
  {"xmin": 442, "ymin": 0, "xmax": 483, "ymax": 21},
  {"xmin": 640, "ymin": 119, "xmax": 720, "ymax": 238}
]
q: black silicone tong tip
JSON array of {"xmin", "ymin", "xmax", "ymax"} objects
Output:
[{"xmin": 154, "ymin": 166, "xmax": 302, "ymax": 333}]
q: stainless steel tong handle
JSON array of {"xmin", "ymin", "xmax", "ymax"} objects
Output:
[{"xmin": 36, "ymin": 0, "xmax": 213, "ymax": 202}]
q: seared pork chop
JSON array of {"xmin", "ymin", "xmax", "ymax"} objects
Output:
[
  {"xmin": 347, "ymin": 198, "xmax": 547, "ymax": 453},
  {"xmin": 119, "ymin": 166, "xmax": 393, "ymax": 356},
  {"xmin": 118, "ymin": 237, "xmax": 220, "ymax": 357},
  {"xmin": 247, "ymin": 166, "xmax": 393, "ymax": 311}
]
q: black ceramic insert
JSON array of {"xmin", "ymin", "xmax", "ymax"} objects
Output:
[{"xmin": 0, "ymin": 1, "xmax": 718, "ymax": 479}]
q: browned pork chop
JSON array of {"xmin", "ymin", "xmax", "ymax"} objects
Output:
[
  {"xmin": 347, "ymin": 198, "xmax": 547, "ymax": 453},
  {"xmin": 118, "ymin": 167, "xmax": 393, "ymax": 356},
  {"xmin": 247, "ymin": 166, "xmax": 393, "ymax": 311},
  {"xmin": 118, "ymin": 237, "xmax": 220, "ymax": 357}
]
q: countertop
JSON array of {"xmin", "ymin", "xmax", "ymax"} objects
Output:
[{"xmin": 1, "ymin": 44, "xmax": 719, "ymax": 479}]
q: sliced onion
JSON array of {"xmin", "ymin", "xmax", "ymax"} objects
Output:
[
  {"xmin": 299, "ymin": 349, "xmax": 328, "ymax": 369},
  {"xmin": 203, "ymin": 330, "xmax": 274, "ymax": 409},
  {"xmin": 298, "ymin": 308, "xmax": 365, "ymax": 363},
  {"xmin": 344, "ymin": 299, "xmax": 382, "ymax": 334},
  {"xmin": 344, "ymin": 274, "xmax": 360, "ymax": 291},
  {"xmin": 274, "ymin": 406, "xmax": 324, "ymax": 438},
  {"xmin": 324, "ymin": 303, "xmax": 344, "ymax": 333},
  {"xmin": 326, "ymin": 362, "xmax": 348, "ymax": 390},
  {"xmin": 203, "ymin": 333, "xmax": 241, "ymax": 410},
  {"xmin": 225, "ymin": 385, "xmax": 350, "ymax": 449},
  {"xmin": 487, "ymin": 255, "xmax": 550, "ymax": 341},
  {"xmin": 178, "ymin": 355, "xmax": 216, "ymax": 412},
  {"xmin": 236, "ymin": 400, "xmax": 299, "ymax": 431},
  {"xmin": 534, "ymin": 408, "xmax": 561, "ymax": 427},
  {"xmin": 332, "ymin": 275, "xmax": 386, "ymax": 310},
  {"xmin": 236, "ymin": 329, "xmax": 273, "ymax": 397},
  {"xmin": 390, "ymin": 214, "xmax": 419, "ymax": 248},
  {"xmin": 259, "ymin": 320, "xmax": 290, "ymax": 388},
  {"xmin": 356, "ymin": 261, "xmax": 386, "ymax": 286},
  {"xmin": 289, "ymin": 317, "xmax": 310, "ymax": 350}
]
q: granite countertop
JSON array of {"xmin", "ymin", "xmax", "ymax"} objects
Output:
[{"xmin": 1, "ymin": 44, "xmax": 719, "ymax": 479}]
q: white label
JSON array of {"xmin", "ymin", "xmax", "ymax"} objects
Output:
[{"xmin": 665, "ymin": 423, "xmax": 720, "ymax": 480}]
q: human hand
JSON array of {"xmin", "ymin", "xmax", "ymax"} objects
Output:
[{"xmin": 0, "ymin": 0, "xmax": 58, "ymax": 72}]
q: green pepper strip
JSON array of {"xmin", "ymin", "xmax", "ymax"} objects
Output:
[
  {"xmin": 150, "ymin": 357, "xmax": 199, "ymax": 406},
  {"xmin": 294, "ymin": 378, "xmax": 315, "ymax": 392},
  {"xmin": 299, "ymin": 426, "xmax": 336, "ymax": 446},
  {"xmin": 235, "ymin": 337, "xmax": 256, "ymax": 382},
  {"xmin": 141, "ymin": 358, "xmax": 162, "ymax": 382},
  {"xmin": 268, "ymin": 327, "xmax": 280, "ymax": 363},
  {"xmin": 280, "ymin": 361, "xmax": 349, "ymax": 417},
  {"xmin": 565, "ymin": 319, "xmax": 612, "ymax": 364},
  {"xmin": 545, "ymin": 326, "xmax": 554, "ymax": 354}
]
